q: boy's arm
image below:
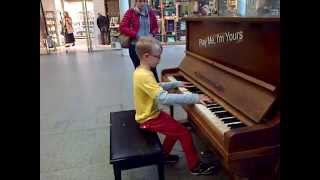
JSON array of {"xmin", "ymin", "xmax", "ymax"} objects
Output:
[
  {"xmin": 159, "ymin": 81, "xmax": 182, "ymax": 91},
  {"xmin": 156, "ymin": 90, "xmax": 200, "ymax": 105}
]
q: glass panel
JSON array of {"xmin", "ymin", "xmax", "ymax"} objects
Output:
[{"xmin": 82, "ymin": 0, "xmax": 93, "ymax": 52}]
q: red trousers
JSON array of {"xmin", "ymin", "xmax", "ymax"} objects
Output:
[{"xmin": 140, "ymin": 111, "xmax": 199, "ymax": 170}]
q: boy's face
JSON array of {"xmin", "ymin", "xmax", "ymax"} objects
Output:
[{"xmin": 144, "ymin": 50, "xmax": 162, "ymax": 68}]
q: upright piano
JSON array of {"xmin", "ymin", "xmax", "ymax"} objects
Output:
[{"xmin": 161, "ymin": 17, "xmax": 279, "ymax": 180}]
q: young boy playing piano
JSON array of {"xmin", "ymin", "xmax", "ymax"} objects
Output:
[{"xmin": 133, "ymin": 36, "xmax": 217, "ymax": 175}]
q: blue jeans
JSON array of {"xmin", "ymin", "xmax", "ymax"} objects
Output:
[{"xmin": 129, "ymin": 43, "xmax": 159, "ymax": 82}]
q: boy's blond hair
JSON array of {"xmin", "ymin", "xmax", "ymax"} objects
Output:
[{"xmin": 135, "ymin": 36, "xmax": 162, "ymax": 59}]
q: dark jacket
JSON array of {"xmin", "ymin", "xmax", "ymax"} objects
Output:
[{"xmin": 97, "ymin": 15, "xmax": 109, "ymax": 31}]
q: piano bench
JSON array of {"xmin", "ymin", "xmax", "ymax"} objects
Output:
[{"xmin": 109, "ymin": 110, "xmax": 165, "ymax": 180}]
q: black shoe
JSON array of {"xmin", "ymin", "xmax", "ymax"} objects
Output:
[
  {"xmin": 72, "ymin": 43, "xmax": 75, "ymax": 46},
  {"xmin": 190, "ymin": 162, "xmax": 216, "ymax": 176},
  {"xmin": 164, "ymin": 154, "xmax": 179, "ymax": 164}
]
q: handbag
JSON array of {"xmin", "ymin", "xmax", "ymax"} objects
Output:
[
  {"xmin": 119, "ymin": 33, "xmax": 131, "ymax": 48},
  {"xmin": 118, "ymin": 8, "xmax": 135, "ymax": 48}
]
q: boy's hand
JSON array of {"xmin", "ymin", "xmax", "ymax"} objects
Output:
[
  {"xmin": 199, "ymin": 94, "xmax": 213, "ymax": 105},
  {"xmin": 180, "ymin": 81, "xmax": 193, "ymax": 87}
]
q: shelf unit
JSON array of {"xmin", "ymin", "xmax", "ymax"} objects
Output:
[
  {"xmin": 40, "ymin": 3, "xmax": 49, "ymax": 54},
  {"xmin": 149, "ymin": 0, "xmax": 221, "ymax": 44},
  {"xmin": 45, "ymin": 11, "xmax": 59, "ymax": 48},
  {"xmin": 150, "ymin": 0, "xmax": 191, "ymax": 44},
  {"xmin": 74, "ymin": 11, "xmax": 95, "ymax": 39},
  {"xmin": 110, "ymin": 16, "xmax": 120, "ymax": 46}
]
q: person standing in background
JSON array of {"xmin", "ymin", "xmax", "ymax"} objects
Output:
[
  {"xmin": 97, "ymin": 13, "xmax": 110, "ymax": 45},
  {"xmin": 63, "ymin": 11, "xmax": 75, "ymax": 46},
  {"xmin": 119, "ymin": 0, "xmax": 159, "ymax": 82}
]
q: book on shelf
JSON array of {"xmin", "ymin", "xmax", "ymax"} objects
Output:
[
  {"xmin": 178, "ymin": 4, "xmax": 189, "ymax": 17},
  {"xmin": 180, "ymin": 20, "xmax": 186, "ymax": 31},
  {"xmin": 166, "ymin": 20, "xmax": 175, "ymax": 32}
]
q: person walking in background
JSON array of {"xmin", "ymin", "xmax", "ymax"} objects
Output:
[
  {"xmin": 97, "ymin": 13, "xmax": 110, "ymax": 45},
  {"xmin": 120, "ymin": 0, "xmax": 159, "ymax": 82},
  {"xmin": 63, "ymin": 11, "xmax": 75, "ymax": 46}
]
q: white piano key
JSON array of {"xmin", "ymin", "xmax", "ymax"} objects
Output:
[
  {"xmin": 225, "ymin": 121, "xmax": 242, "ymax": 125},
  {"xmin": 220, "ymin": 116, "xmax": 235, "ymax": 120},
  {"xmin": 195, "ymin": 104, "xmax": 230, "ymax": 134}
]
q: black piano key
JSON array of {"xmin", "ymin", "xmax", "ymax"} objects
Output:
[
  {"xmin": 209, "ymin": 107, "xmax": 224, "ymax": 112},
  {"xmin": 215, "ymin": 111, "xmax": 233, "ymax": 118},
  {"xmin": 195, "ymin": 90, "xmax": 204, "ymax": 94},
  {"xmin": 206, "ymin": 105, "xmax": 221, "ymax": 109},
  {"xmin": 173, "ymin": 75, "xmax": 188, "ymax": 82},
  {"xmin": 186, "ymin": 86, "xmax": 201, "ymax": 92},
  {"xmin": 228, "ymin": 123, "xmax": 246, "ymax": 129},
  {"xmin": 221, "ymin": 118, "xmax": 239, "ymax": 124}
]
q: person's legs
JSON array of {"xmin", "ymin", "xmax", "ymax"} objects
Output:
[
  {"xmin": 129, "ymin": 44, "xmax": 140, "ymax": 68},
  {"xmin": 101, "ymin": 31, "xmax": 105, "ymax": 45},
  {"xmin": 140, "ymin": 111, "xmax": 199, "ymax": 170},
  {"xmin": 70, "ymin": 33, "xmax": 75, "ymax": 46},
  {"xmin": 106, "ymin": 30, "xmax": 111, "ymax": 45},
  {"xmin": 64, "ymin": 32, "xmax": 70, "ymax": 44}
]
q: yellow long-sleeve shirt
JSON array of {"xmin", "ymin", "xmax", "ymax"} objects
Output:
[{"xmin": 133, "ymin": 67, "xmax": 161, "ymax": 123}]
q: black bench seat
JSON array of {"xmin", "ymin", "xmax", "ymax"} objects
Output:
[{"xmin": 109, "ymin": 110, "xmax": 165, "ymax": 180}]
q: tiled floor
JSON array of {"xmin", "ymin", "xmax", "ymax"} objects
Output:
[{"xmin": 40, "ymin": 46, "xmax": 229, "ymax": 180}]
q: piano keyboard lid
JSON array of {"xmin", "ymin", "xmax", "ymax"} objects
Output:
[{"xmin": 179, "ymin": 54, "xmax": 277, "ymax": 123}]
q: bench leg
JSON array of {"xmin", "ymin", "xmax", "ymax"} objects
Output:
[
  {"xmin": 113, "ymin": 164, "xmax": 122, "ymax": 180},
  {"xmin": 157, "ymin": 163, "xmax": 164, "ymax": 180}
]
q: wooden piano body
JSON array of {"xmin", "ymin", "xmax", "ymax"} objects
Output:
[{"xmin": 161, "ymin": 17, "xmax": 280, "ymax": 179}]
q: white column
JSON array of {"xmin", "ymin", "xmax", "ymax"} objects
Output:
[{"xmin": 119, "ymin": 0, "xmax": 129, "ymax": 20}]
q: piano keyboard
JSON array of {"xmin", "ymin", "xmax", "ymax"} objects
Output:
[{"xmin": 168, "ymin": 75, "xmax": 247, "ymax": 134}]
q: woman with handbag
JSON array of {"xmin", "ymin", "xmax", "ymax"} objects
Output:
[
  {"xmin": 119, "ymin": 0, "xmax": 159, "ymax": 82},
  {"xmin": 63, "ymin": 11, "xmax": 75, "ymax": 47}
]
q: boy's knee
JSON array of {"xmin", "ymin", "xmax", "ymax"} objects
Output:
[{"xmin": 179, "ymin": 127, "xmax": 192, "ymax": 138}]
